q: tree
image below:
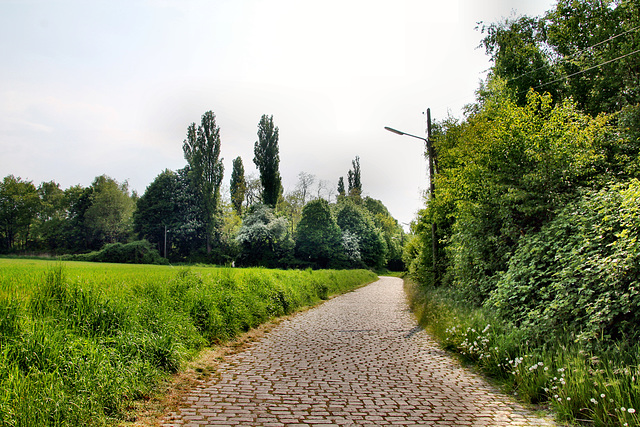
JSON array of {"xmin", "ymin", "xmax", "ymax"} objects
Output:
[
  {"xmin": 254, "ymin": 114, "xmax": 282, "ymax": 207},
  {"xmin": 295, "ymin": 199, "xmax": 344, "ymax": 268},
  {"xmin": 480, "ymin": 0, "xmax": 640, "ymax": 115},
  {"xmin": 296, "ymin": 172, "xmax": 316, "ymax": 205},
  {"xmin": 230, "ymin": 156, "xmax": 246, "ymax": 216},
  {"xmin": 347, "ymin": 156, "xmax": 362, "ymax": 199},
  {"xmin": 417, "ymin": 79, "xmax": 610, "ymax": 298},
  {"xmin": 244, "ymin": 174, "xmax": 263, "ymax": 208},
  {"xmin": 335, "ymin": 200, "xmax": 387, "ymax": 269},
  {"xmin": 317, "ymin": 179, "xmax": 334, "ymax": 202},
  {"xmin": 34, "ymin": 180, "xmax": 66, "ymax": 251},
  {"xmin": 171, "ymin": 166, "xmax": 207, "ymax": 260},
  {"xmin": 183, "ymin": 111, "xmax": 225, "ymax": 254},
  {"xmin": 480, "ymin": 15, "xmax": 557, "ymax": 107},
  {"xmin": 337, "ymin": 177, "xmax": 346, "ymax": 197},
  {"xmin": 0, "ymin": 175, "xmax": 40, "ymax": 252},
  {"xmin": 235, "ymin": 203, "xmax": 293, "ymax": 267},
  {"xmin": 364, "ymin": 197, "xmax": 405, "ymax": 271},
  {"xmin": 133, "ymin": 169, "xmax": 179, "ymax": 255},
  {"xmin": 84, "ymin": 175, "xmax": 135, "ymax": 245},
  {"xmin": 62, "ymin": 184, "xmax": 94, "ymax": 251}
]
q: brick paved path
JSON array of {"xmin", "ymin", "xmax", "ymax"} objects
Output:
[{"xmin": 161, "ymin": 277, "xmax": 557, "ymax": 426}]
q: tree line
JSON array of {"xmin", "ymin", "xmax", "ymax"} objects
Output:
[
  {"xmin": 404, "ymin": 0, "xmax": 640, "ymax": 343},
  {"xmin": 1, "ymin": 113, "xmax": 404, "ymax": 270}
]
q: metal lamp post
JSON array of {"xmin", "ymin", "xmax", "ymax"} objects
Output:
[{"xmin": 385, "ymin": 108, "xmax": 438, "ymax": 284}]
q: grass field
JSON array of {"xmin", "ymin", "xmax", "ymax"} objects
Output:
[{"xmin": 0, "ymin": 259, "xmax": 377, "ymax": 426}]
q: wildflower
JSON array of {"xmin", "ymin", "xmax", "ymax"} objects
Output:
[
  {"xmin": 600, "ymin": 394, "xmax": 606, "ymax": 398},
  {"xmin": 544, "ymin": 366, "xmax": 549, "ymax": 371},
  {"xmin": 567, "ymin": 397, "xmax": 571, "ymax": 401},
  {"xmin": 557, "ymin": 368, "xmax": 565, "ymax": 373},
  {"xmin": 621, "ymin": 407, "xmax": 626, "ymax": 412},
  {"xmin": 629, "ymin": 408, "xmax": 636, "ymax": 414},
  {"xmin": 590, "ymin": 398, "xmax": 598, "ymax": 405}
]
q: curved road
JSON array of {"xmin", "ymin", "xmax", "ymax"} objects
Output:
[{"xmin": 161, "ymin": 277, "xmax": 557, "ymax": 426}]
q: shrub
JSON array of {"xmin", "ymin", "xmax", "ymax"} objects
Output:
[{"xmin": 62, "ymin": 240, "xmax": 168, "ymax": 265}]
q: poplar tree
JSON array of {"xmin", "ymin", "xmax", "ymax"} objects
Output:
[
  {"xmin": 253, "ymin": 115, "xmax": 282, "ymax": 208},
  {"xmin": 347, "ymin": 156, "xmax": 362, "ymax": 199},
  {"xmin": 230, "ymin": 156, "xmax": 246, "ymax": 216},
  {"xmin": 337, "ymin": 177, "xmax": 346, "ymax": 197},
  {"xmin": 183, "ymin": 110, "xmax": 224, "ymax": 254}
]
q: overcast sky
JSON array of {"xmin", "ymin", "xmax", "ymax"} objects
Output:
[{"xmin": 1, "ymin": 0, "xmax": 556, "ymax": 230}]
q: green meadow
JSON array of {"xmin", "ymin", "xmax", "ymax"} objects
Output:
[{"xmin": 0, "ymin": 259, "xmax": 377, "ymax": 426}]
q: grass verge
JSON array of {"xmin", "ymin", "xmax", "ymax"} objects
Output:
[
  {"xmin": 0, "ymin": 259, "xmax": 377, "ymax": 426},
  {"xmin": 404, "ymin": 278, "xmax": 640, "ymax": 427}
]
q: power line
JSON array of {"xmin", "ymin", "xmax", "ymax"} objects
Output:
[
  {"xmin": 532, "ymin": 47, "xmax": 640, "ymax": 91},
  {"xmin": 508, "ymin": 24, "xmax": 640, "ymax": 84}
]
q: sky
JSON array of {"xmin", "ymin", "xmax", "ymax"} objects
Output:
[{"xmin": 0, "ymin": 0, "xmax": 556, "ymax": 230}]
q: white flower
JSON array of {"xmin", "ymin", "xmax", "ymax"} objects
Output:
[
  {"xmin": 567, "ymin": 397, "xmax": 571, "ymax": 401},
  {"xmin": 628, "ymin": 408, "xmax": 636, "ymax": 414},
  {"xmin": 600, "ymin": 394, "xmax": 606, "ymax": 398},
  {"xmin": 621, "ymin": 407, "xmax": 626, "ymax": 412},
  {"xmin": 590, "ymin": 398, "xmax": 598, "ymax": 405}
]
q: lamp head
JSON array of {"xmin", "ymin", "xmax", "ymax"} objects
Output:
[{"xmin": 384, "ymin": 126, "xmax": 405, "ymax": 136}]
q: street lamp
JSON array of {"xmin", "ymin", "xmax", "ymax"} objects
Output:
[{"xmin": 385, "ymin": 108, "xmax": 438, "ymax": 284}]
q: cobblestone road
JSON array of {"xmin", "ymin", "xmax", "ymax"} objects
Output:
[{"xmin": 161, "ymin": 277, "xmax": 557, "ymax": 426}]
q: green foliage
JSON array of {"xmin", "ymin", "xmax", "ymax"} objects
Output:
[
  {"xmin": 133, "ymin": 169, "xmax": 178, "ymax": 254},
  {"xmin": 481, "ymin": 0, "xmax": 640, "ymax": 115},
  {"xmin": 337, "ymin": 176, "xmax": 345, "ymax": 197},
  {"xmin": 295, "ymin": 199, "xmax": 344, "ymax": 269},
  {"xmin": 335, "ymin": 201, "xmax": 386, "ymax": 269},
  {"xmin": 406, "ymin": 278, "xmax": 640, "ymax": 427},
  {"xmin": 487, "ymin": 179, "xmax": 640, "ymax": 344},
  {"xmin": 0, "ymin": 259, "xmax": 377, "ymax": 426},
  {"xmin": 84, "ymin": 175, "xmax": 136, "ymax": 246},
  {"xmin": 235, "ymin": 204, "xmax": 293, "ymax": 267},
  {"xmin": 347, "ymin": 156, "xmax": 362, "ymax": 199},
  {"xmin": 230, "ymin": 156, "xmax": 246, "ymax": 216},
  {"xmin": 254, "ymin": 114, "xmax": 282, "ymax": 208},
  {"xmin": 363, "ymin": 197, "xmax": 405, "ymax": 270},
  {"xmin": 183, "ymin": 111, "xmax": 225, "ymax": 254},
  {"xmin": 61, "ymin": 240, "xmax": 168, "ymax": 265},
  {"xmin": 0, "ymin": 175, "xmax": 40, "ymax": 252},
  {"xmin": 429, "ymin": 80, "xmax": 608, "ymax": 299}
]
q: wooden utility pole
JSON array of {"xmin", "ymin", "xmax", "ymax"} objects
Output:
[
  {"xmin": 384, "ymin": 108, "xmax": 439, "ymax": 285},
  {"xmin": 425, "ymin": 108, "xmax": 438, "ymax": 285}
]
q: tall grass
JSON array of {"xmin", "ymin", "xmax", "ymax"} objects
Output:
[
  {"xmin": 0, "ymin": 259, "xmax": 377, "ymax": 426},
  {"xmin": 405, "ymin": 278, "xmax": 640, "ymax": 427}
]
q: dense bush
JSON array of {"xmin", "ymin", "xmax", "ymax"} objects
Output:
[
  {"xmin": 295, "ymin": 199, "xmax": 345, "ymax": 269},
  {"xmin": 335, "ymin": 201, "xmax": 387, "ymax": 269},
  {"xmin": 235, "ymin": 204, "xmax": 294, "ymax": 267},
  {"xmin": 61, "ymin": 240, "xmax": 168, "ymax": 265},
  {"xmin": 487, "ymin": 179, "xmax": 640, "ymax": 344}
]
